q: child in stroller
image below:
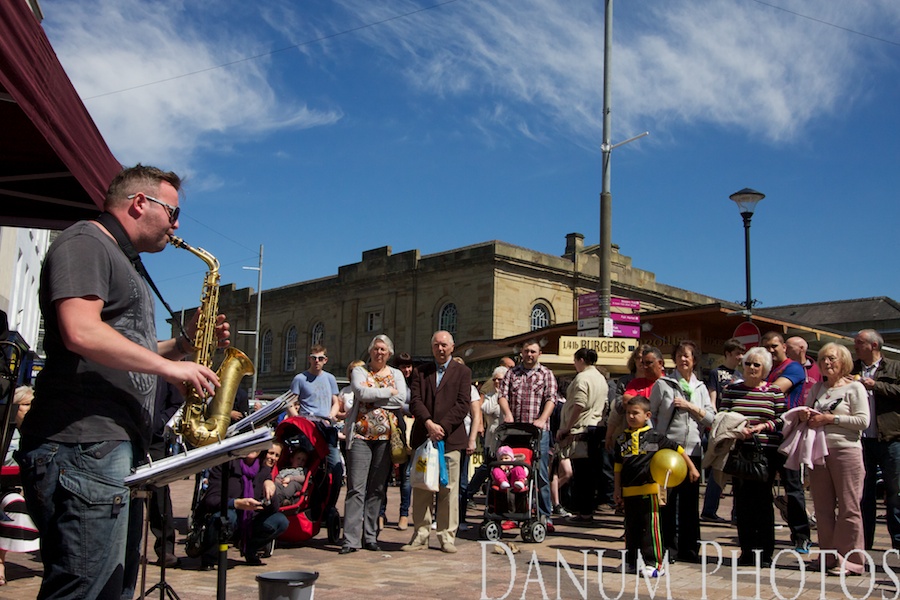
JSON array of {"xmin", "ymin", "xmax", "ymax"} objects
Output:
[
  {"xmin": 479, "ymin": 423, "xmax": 548, "ymax": 543},
  {"xmin": 492, "ymin": 445, "xmax": 529, "ymax": 492},
  {"xmin": 271, "ymin": 448, "xmax": 308, "ymax": 507},
  {"xmin": 272, "ymin": 416, "xmax": 342, "ymax": 545}
]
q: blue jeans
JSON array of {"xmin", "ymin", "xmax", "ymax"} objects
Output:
[
  {"xmin": 538, "ymin": 429, "xmax": 551, "ymax": 518},
  {"xmin": 202, "ymin": 508, "xmax": 289, "ymax": 563},
  {"xmin": 17, "ymin": 438, "xmax": 133, "ymax": 600},
  {"xmin": 879, "ymin": 439, "xmax": 900, "ymax": 550}
]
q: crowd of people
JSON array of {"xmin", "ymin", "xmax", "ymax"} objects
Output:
[{"xmin": 6, "ymin": 162, "xmax": 900, "ymax": 598}]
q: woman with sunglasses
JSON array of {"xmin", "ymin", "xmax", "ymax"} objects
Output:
[
  {"xmin": 799, "ymin": 343, "xmax": 869, "ymax": 576},
  {"xmin": 719, "ymin": 346, "xmax": 786, "ymax": 567}
]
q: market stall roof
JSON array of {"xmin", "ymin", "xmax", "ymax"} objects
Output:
[{"xmin": 0, "ymin": 0, "xmax": 120, "ymax": 230}]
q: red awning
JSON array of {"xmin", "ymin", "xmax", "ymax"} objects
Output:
[{"xmin": 0, "ymin": 0, "xmax": 121, "ymax": 230}]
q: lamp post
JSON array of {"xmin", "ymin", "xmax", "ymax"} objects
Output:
[{"xmin": 729, "ymin": 188, "xmax": 765, "ymax": 321}]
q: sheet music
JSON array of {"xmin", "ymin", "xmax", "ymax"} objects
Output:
[
  {"xmin": 226, "ymin": 390, "xmax": 293, "ymax": 437},
  {"xmin": 125, "ymin": 428, "xmax": 274, "ymax": 488}
]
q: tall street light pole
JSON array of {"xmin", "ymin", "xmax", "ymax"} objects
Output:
[
  {"xmin": 599, "ymin": 0, "xmax": 614, "ymax": 329},
  {"xmin": 598, "ymin": 0, "xmax": 647, "ymax": 335},
  {"xmin": 239, "ymin": 244, "xmax": 263, "ymax": 398},
  {"xmin": 729, "ymin": 189, "xmax": 764, "ymax": 321}
]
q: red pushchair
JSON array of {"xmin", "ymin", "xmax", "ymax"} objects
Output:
[{"xmin": 271, "ymin": 416, "xmax": 342, "ymax": 546}]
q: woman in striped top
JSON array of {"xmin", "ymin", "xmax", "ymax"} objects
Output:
[{"xmin": 720, "ymin": 346, "xmax": 786, "ymax": 567}]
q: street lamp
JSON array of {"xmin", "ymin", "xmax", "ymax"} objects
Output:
[{"xmin": 729, "ymin": 188, "xmax": 765, "ymax": 321}]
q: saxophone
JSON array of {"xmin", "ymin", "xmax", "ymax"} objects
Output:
[{"xmin": 169, "ymin": 235, "xmax": 255, "ymax": 447}]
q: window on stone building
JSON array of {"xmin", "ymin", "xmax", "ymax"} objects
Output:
[
  {"xmin": 284, "ymin": 326, "xmax": 298, "ymax": 372},
  {"xmin": 530, "ymin": 303, "xmax": 551, "ymax": 331},
  {"xmin": 261, "ymin": 329, "xmax": 273, "ymax": 374},
  {"xmin": 311, "ymin": 321, "xmax": 325, "ymax": 347},
  {"xmin": 438, "ymin": 303, "xmax": 458, "ymax": 335},
  {"xmin": 366, "ymin": 311, "xmax": 382, "ymax": 332}
]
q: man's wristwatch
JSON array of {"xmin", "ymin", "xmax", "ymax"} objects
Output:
[{"xmin": 833, "ymin": 415, "xmax": 841, "ymax": 425}]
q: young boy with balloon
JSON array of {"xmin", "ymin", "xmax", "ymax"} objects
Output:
[{"xmin": 613, "ymin": 397, "xmax": 699, "ymax": 577}]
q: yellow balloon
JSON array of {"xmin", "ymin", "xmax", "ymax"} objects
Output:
[{"xmin": 650, "ymin": 449, "xmax": 687, "ymax": 488}]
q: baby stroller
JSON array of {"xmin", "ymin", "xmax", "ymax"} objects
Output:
[
  {"xmin": 272, "ymin": 416, "xmax": 342, "ymax": 547},
  {"xmin": 478, "ymin": 422, "xmax": 547, "ymax": 543}
]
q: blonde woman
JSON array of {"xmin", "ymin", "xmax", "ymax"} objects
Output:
[{"xmin": 800, "ymin": 343, "xmax": 869, "ymax": 576}]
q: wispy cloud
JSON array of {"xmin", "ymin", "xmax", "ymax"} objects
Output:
[
  {"xmin": 324, "ymin": 0, "xmax": 900, "ymax": 145},
  {"xmin": 43, "ymin": 0, "xmax": 899, "ymax": 168},
  {"xmin": 43, "ymin": 0, "xmax": 342, "ymax": 169}
]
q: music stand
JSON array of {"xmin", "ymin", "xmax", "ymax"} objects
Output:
[
  {"xmin": 144, "ymin": 484, "xmax": 181, "ymax": 600},
  {"xmin": 136, "ymin": 486, "xmax": 181, "ymax": 600}
]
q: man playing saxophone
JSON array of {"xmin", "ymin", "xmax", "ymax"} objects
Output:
[{"xmin": 17, "ymin": 164, "xmax": 231, "ymax": 600}]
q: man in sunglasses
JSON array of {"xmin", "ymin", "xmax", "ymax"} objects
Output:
[
  {"xmin": 761, "ymin": 331, "xmax": 812, "ymax": 555},
  {"xmin": 289, "ymin": 345, "xmax": 343, "ymax": 516},
  {"xmin": 17, "ymin": 164, "xmax": 231, "ymax": 599}
]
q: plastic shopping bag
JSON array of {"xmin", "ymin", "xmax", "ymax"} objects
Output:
[
  {"xmin": 437, "ymin": 440, "xmax": 449, "ymax": 487},
  {"xmin": 411, "ymin": 440, "xmax": 440, "ymax": 492}
]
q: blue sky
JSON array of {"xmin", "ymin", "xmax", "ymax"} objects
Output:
[{"xmin": 42, "ymin": 0, "xmax": 900, "ymax": 336}]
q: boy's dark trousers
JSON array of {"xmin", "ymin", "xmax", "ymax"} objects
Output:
[{"xmin": 623, "ymin": 493, "xmax": 664, "ymax": 569}]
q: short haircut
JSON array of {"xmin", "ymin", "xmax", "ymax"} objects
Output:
[
  {"xmin": 574, "ymin": 347, "xmax": 598, "ymax": 365},
  {"xmin": 723, "ymin": 338, "xmax": 745, "ymax": 354},
  {"xmin": 857, "ymin": 329, "xmax": 884, "ymax": 348},
  {"xmin": 743, "ymin": 346, "xmax": 773, "ymax": 378},
  {"xmin": 432, "ymin": 330, "xmax": 455, "ymax": 345},
  {"xmin": 642, "ymin": 347, "xmax": 664, "ymax": 363},
  {"xmin": 309, "ymin": 344, "xmax": 326, "ymax": 356},
  {"xmin": 761, "ymin": 331, "xmax": 784, "ymax": 345},
  {"xmin": 673, "ymin": 340, "xmax": 699, "ymax": 366},
  {"xmin": 368, "ymin": 333, "xmax": 394, "ymax": 356},
  {"xmin": 626, "ymin": 396, "xmax": 651, "ymax": 412},
  {"xmin": 818, "ymin": 342, "xmax": 854, "ymax": 378},
  {"xmin": 522, "ymin": 338, "xmax": 542, "ymax": 351},
  {"xmin": 492, "ymin": 366, "xmax": 509, "ymax": 379},
  {"xmin": 105, "ymin": 164, "xmax": 182, "ymax": 210}
]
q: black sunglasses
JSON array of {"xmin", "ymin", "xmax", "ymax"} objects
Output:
[{"xmin": 128, "ymin": 193, "xmax": 180, "ymax": 224}]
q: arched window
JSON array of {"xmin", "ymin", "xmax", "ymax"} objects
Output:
[
  {"xmin": 311, "ymin": 321, "xmax": 325, "ymax": 347},
  {"xmin": 283, "ymin": 326, "xmax": 298, "ymax": 372},
  {"xmin": 530, "ymin": 303, "xmax": 551, "ymax": 331},
  {"xmin": 438, "ymin": 302, "xmax": 458, "ymax": 335},
  {"xmin": 260, "ymin": 330, "xmax": 273, "ymax": 374}
]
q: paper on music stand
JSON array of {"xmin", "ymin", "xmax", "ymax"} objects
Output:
[
  {"xmin": 125, "ymin": 428, "xmax": 274, "ymax": 489},
  {"xmin": 226, "ymin": 390, "xmax": 293, "ymax": 437}
]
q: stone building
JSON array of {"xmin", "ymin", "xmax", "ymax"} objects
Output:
[{"xmin": 210, "ymin": 233, "xmax": 722, "ymax": 394}]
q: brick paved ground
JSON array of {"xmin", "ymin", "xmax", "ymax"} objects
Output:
[{"xmin": 2, "ymin": 477, "xmax": 897, "ymax": 600}]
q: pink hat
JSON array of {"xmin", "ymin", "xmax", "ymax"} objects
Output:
[{"xmin": 497, "ymin": 445, "xmax": 514, "ymax": 459}]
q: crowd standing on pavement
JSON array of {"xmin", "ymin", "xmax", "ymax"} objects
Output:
[{"xmin": 168, "ymin": 326, "xmax": 898, "ymax": 583}]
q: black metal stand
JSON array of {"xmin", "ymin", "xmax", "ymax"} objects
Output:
[
  {"xmin": 144, "ymin": 485, "xmax": 182, "ymax": 600},
  {"xmin": 217, "ymin": 463, "xmax": 229, "ymax": 600}
]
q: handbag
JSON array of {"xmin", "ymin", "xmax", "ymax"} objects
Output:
[
  {"xmin": 410, "ymin": 440, "xmax": 440, "ymax": 492},
  {"xmin": 389, "ymin": 414, "xmax": 409, "ymax": 464},
  {"xmin": 723, "ymin": 434, "xmax": 769, "ymax": 482}
]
